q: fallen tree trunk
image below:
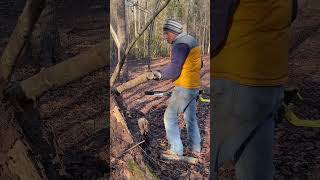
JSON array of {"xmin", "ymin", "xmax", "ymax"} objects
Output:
[
  {"xmin": 109, "ymin": 69, "xmax": 160, "ymax": 178},
  {"xmin": 20, "ymin": 40, "xmax": 108, "ymax": 100},
  {"xmin": 115, "ymin": 72, "xmax": 153, "ymax": 94},
  {"xmin": 0, "ymin": 1, "xmax": 57, "ymax": 179},
  {"xmin": 0, "ymin": 38, "xmax": 108, "ymax": 178},
  {"xmin": 110, "ymin": 95, "xmax": 155, "ymax": 179}
]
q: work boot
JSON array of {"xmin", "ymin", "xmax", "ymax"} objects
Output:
[{"xmin": 161, "ymin": 150, "xmax": 181, "ymax": 161}]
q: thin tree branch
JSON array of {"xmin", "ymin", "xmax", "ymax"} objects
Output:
[
  {"xmin": 110, "ymin": 24, "xmax": 121, "ymax": 49},
  {"xmin": 110, "ymin": 0, "xmax": 171, "ymax": 87}
]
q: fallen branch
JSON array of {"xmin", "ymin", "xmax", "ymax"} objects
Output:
[
  {"xmin": 19, "ymin": 40, "xmax": 108, "ymax": 100},
  {"xmin": 115, "ymin": 72, "xmax": 154, "ymax": 94}
]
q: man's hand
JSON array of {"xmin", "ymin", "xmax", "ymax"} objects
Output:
[
  {"xmin": 146, "ymin": 71, "xmax": 162, "ymax": 80},
  {"xmin": 152, "ymin": 71, "xmax": 161, "ymax": 80}
]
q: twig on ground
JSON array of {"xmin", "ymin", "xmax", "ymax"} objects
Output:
[{"xmin": 117, "ymin": 140, "xmax": 145, "ymax": 158}]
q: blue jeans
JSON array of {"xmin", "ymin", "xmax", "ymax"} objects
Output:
[
  {"xmin": 210, "ymin": 79, "xmax": 283, "ymax": 180},
  {"xmin": 164, "ymin": 86, "xmax": 201, "ymax": 155}
]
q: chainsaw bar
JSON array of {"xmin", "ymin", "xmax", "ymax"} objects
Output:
[
  {"xmin": 144, "ymin": 91, "xmax": 172, "ymax": 97},
  {"xmin": 144, "ymin": 90, "xmax": 210, "ymax": 103}
]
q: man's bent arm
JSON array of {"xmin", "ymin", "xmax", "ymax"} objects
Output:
[{"xmin": 160, "ymin": 43, "xmax": 190, "ymax": 80}]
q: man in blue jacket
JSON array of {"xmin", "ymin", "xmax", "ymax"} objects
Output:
[{"xmin": 151, "ymin": 19, "xmax": 202, "ymax": 158}]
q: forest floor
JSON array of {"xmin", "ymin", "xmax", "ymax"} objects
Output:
[
  {"xmin": 113, "ymin": 56, "xmax": 210, "ymax": 179},
  {"xmin": 0, "ymin": 0, "xmax": 319, "ymax": 179}
]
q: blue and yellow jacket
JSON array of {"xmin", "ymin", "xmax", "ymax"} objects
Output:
[
  {"xmin": 161, "ymin": 33, "xmax": 202, "ymax": 89},
  {"xmin": 212, "ymin": 0, "xmax": 292, "ymax": 86}
]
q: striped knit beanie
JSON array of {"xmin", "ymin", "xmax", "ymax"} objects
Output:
[{"xmin": 163, "ymin": 19, "xmax": 183, "ymax": 34}]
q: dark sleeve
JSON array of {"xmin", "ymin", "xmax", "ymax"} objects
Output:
[
  {"xmin": 160, "ymin": 43, "xmax": 190, "ymax": 80},
  {"xmin": 211, "ymin": 0, "xmax": 239, "ymax": 57}
]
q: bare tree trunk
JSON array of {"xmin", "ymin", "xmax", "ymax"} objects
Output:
[
  {"xmin": 134, "ymin": 1, "xmax": 137, "ymax": 54},
  {"xmin": 111, "ymin": 0, "xmax": 128, "ymax": 82},
  {"xmin": 202, "ymin": 15, "xmax": 207, "ymax": 55},
  {"xmin": 146, "ymin": 0, "xmax": 160, "ymax": 70},
  {"xmin": 38, "ymin": 0, "xmax": 66, "ymax": 68},
  {"xmin": 0, "ymin": 0, "xmax": 45, "ymax": 93},
  {"xmin": 183, "ymin": 0, "xmax": 190, "ymax": 32},
  {"xmin": 20, "ymin": 40, "xmax": 108, "ymax": 100},
  {"xmin": 137, "ymin": 0, "xmax": 141, "ymax": 32},
  {"xmin": 143, "ymin": 0, "xmax": 147, "ymax": 57}
]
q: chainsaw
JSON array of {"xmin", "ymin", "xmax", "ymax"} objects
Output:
[
  {"xmin": 279, "ymin": 88, "xmax": 320, "ymax": 128},
  {"xmin": 144, "ymin": 89, "xmax": 210, "ymax": 103}
]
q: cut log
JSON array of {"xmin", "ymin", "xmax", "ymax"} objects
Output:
[
  {"xmin": 115, "ymin": 72, "xmax": 154, "ymax": 94},
  {"xmin": 138, "ymin": 117, "xmax": 149, "ymax": 136}
]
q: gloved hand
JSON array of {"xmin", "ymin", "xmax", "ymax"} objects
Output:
[{"xmin": 151, "ymin": 71, "xmax": 161, "ymax": 80}]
